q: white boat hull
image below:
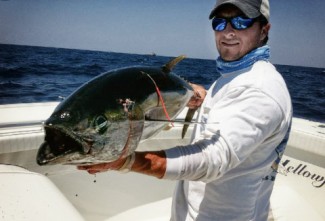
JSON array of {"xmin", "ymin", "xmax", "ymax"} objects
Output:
[{"xmin": 0, "ymin": 102, "xmax": 324, "ymax": 221}]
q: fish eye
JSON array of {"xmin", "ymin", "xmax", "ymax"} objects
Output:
[{"xmin": 93, "ymin": 115, "xmax": 109, "ymax": 134}]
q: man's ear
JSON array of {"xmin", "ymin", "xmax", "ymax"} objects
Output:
[{"xmin": 261, "ymin": 23, "xmax": 271, "ymax": 42}]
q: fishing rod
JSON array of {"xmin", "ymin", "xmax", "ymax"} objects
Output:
[{"xmin": 144, "ymin": 119, "xmax": 219, "ymax": 125}]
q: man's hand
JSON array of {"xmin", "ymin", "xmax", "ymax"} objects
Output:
[
  {"xmin": 77, "ymin": 157, "xmax": 127, "ymax": 174},
  {"xmin": 77, "ymin": 151, "xmax": 167, "ymax": 178},
  {"xmin": 187, "ymin": 83, "xmax": 207, "ymax": 110}
]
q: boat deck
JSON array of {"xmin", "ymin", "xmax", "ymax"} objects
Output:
[{"xmin": 0, "ymin": 102, "xmax": 324, "ymax": 221}]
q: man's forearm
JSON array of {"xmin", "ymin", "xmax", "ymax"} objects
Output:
[{"xmin": 131, "ymin": 151, "xmax": 167, "ymax": 179}]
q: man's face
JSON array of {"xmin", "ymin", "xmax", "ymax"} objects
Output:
[{"xmin": 214, "ymin": 5, "xmax": 269, "ymax": 61}]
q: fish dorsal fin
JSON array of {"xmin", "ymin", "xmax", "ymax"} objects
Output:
[{"xmin": 162, "ymin": 55, "xmax": 186, "ymax": 73}]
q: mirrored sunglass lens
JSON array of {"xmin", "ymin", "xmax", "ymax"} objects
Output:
[
  {"xmin": 212, "ymin": 18, "xmax": 226, "ymax": 31},
  {"xmin": 231, "ymin": 17, "xmax": 254, "ymax": 30}
]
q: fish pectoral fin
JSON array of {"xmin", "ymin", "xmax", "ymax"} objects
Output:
[
  {"xmin": 162, "ymin": 55, "xmax": 186, "ymax": 73},
  {"xmin": 182, "ymin": 108, "xmax": 197, "ymax": 139}
]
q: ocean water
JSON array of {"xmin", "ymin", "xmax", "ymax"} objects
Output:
[{"xmin": 0, "ymin": 44, "xmax": 324, "ymax": 123}]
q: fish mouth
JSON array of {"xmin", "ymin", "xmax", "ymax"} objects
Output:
[{"xmin": 37, "ymin": 126, "xmax": 92, "ymax": 165}]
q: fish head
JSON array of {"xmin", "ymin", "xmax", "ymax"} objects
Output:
[{"xmin": 37, "ymin": 94, "xmax": 143, "ymax": 166}]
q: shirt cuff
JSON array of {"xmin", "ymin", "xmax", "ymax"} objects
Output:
[{"xmin": 163, "ymin": 147, "xmax": 184, "ymax": 180}]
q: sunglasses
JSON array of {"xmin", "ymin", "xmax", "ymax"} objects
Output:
[{"xmin": 212, "ymin": 16, "xmax": 256, "ymax": 31}]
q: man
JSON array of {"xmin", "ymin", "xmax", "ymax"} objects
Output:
[{"xmin": 79, "ymin": 0, "xmax": 292, "ymax": 220}]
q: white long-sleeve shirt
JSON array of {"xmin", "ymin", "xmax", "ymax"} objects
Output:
[{"xmin": 164, "ymin": 61, "xmax": 292, "ymax": 221}]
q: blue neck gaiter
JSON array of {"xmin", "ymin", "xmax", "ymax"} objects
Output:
[{"xmin": 216, "ymin": 45, "xmax": 270, "ymax": 74}]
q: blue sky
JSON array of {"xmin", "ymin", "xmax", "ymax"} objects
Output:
[{"xmin": 0, "ymin": 0, "xmax": 324, "ymax": 68}]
